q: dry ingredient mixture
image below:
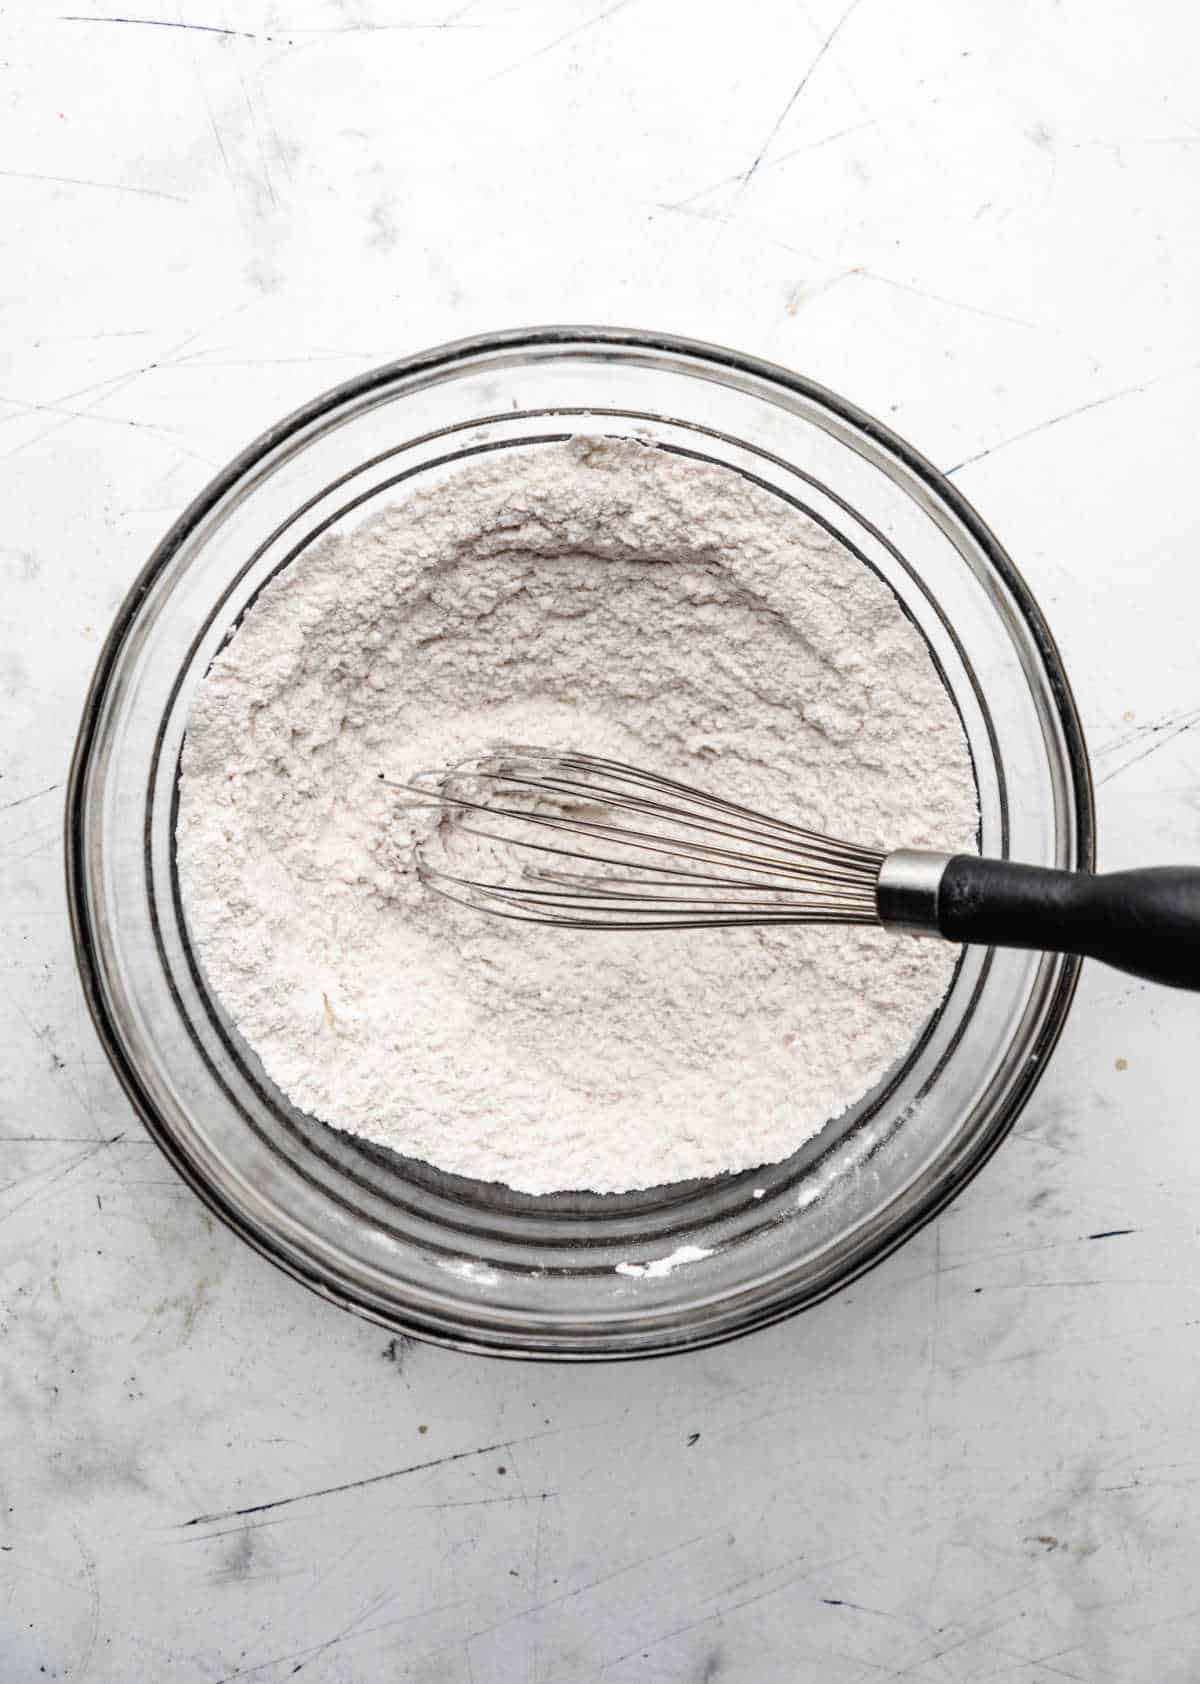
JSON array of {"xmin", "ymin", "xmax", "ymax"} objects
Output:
[{"xmin": 177, "ymin": 438, "xmax": 978, "ymax": 1195}]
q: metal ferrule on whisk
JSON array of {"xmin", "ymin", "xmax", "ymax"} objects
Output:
[{"xmin": 875, "ymin": 849, "xmax": 954, "ymax": 938}]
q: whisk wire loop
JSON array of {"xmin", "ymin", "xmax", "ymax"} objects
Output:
[{"xmin": 389, "ymin": 748, "xmax": 886, "ymax": 931}]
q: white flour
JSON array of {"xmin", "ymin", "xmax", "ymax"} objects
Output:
[
  {"xmin": 615, "ymin": 1245, "xmax": 714, "ymax": 1280},
  {"xmin": 177, "ymin": 437, "xmax": 977, "ymax": 1195}
]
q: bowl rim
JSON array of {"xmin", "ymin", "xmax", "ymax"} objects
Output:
[{"xmin": 65, "ymin": 325, "xmax": 1096, "ymax": 1359}]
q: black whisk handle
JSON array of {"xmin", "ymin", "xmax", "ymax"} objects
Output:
[{"xmin": 937, "ymin": 857, "xmax": 1200, "ymax": 991}]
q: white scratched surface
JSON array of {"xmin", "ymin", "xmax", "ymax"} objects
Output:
[{"xmin": 4, "ymin": 3, "xmax": 1200, "ymax": 1679}]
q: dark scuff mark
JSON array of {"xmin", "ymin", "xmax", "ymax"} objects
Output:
[
  {"xmin": 31, "ymin": 1021, "xmax": 66, "ymax": 1073},
  {"xmin": 213, "ymin": 1526, "xmax": 256, "ymax": 1585},
  {"xmin": 381, "ymin": 1335, "xmax": 413, "ymax": 1368},
  {"xmin": 1086, "ymin": 1228, "xmax": 1135, "ymax": 1240},
  {"xmin": 686, "ymin": 1432, "xmax": 701, "ymax": 1446},
  {"xmin": 820, "ymin": 1596, "xmax": 893, "ymax": 1614},
  {"xmin": 367, "ymin": 200, "xmax": 399, "ymax": 253}
]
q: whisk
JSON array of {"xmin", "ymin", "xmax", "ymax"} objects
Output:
[{"xmin": 393, "ymin": 748, "xmax": 1200, "ymax": 991}]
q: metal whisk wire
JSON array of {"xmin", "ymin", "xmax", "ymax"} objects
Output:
[{"xmin": 390, "ymin": 748, "xmax": 886, "ymax": 931}]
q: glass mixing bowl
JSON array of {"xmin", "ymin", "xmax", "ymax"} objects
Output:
[{"xmin": 66, "ymin": 327, "xmax": 1093, "ymax": 1359}]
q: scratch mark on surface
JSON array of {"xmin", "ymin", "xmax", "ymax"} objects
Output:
[
  {"xmin": 971, "ymin": 1276, "xmax": 1154, "ymax": 1290},
  {"xmin": 405, "ymin": 1492, "xmax": 556, "ymax": 1512},
  {"xmin": 664, "ymin": 120, "xmax": 876, "ymax": 209},
  {"xmin": 1022, "ymin": 1658, "xmax": 1092, "ymax": 1684},
  {"xmin": 484, "ymin": 0, "xmax": 634, "ymax": 82},
  {"xmin": 0, "ymin": 393, "xmax": 183, "ymax": 433},
  {"xmin": 593, "ymin": 1564, "xmax": 828, "ymax": 1674},
  {"xmin": 0, "ymin": 782, "xmax": 59, "ymax": 814},
  {"xmin": 162, "ymin": 352, "xmax": 378, "ymax": 368},
  {"xmin": 209, "ymin": 1594, "xmax": 477, "ymax": 1683},
  {"xmin": 181, "ymin": 1433, "xmax": 559, "ymax": 1527},
  {"xmin": 649, "ymin": 205, "xmax": 1032, "ymax": 327},
  {"xmin": 0, "ymin": 168, "xmax": 186, "ymax": 202},
  {"xmin": 850, "ymin": 265, "xmax": 1036, "ymax": 327},
  {"xmin": 1096, "ymin": 707, "xmax": 1191, "ymax": 758},
  {"xmin": 737, "ymin": 0, "xmax": 865, "ymax": 191},
  {"xmin": 287, "ymin": 1584, "xmax": 404, "ymax": 1678},
  {"xmin": 284, "ymin": 17, "xmax": 481, "ymax": 32},
  {"xmin": 887, "ymin": 1219, "xmax": 1148, "ymax": 1291},
  {"xmin": 946, "ymin": 365, "xmax": 1200, "ymax": 475},
  {"xmin": 2, "ymin": 1136, "xmax": 154, "ymax": 1145},
  {"xmin": 533, "ymin": 1483, "xmax": 547, "ymax": 1601},
  {"xmin": 1098, "ymin": 707, "xmax": 1200, "ymax": 785},
  {"xmin": 72, "ymin": 1526, "xmax": 100, "ymax": 1682},
  {"xmin": 8, "ymin": 822, "xmax": 63, "ymax": 862},
  {"xmin": 176, "ymin": 1518, "xmax": 292, "ymax": 1546},
  {"xmin": 235, "ymin": 63, "xmax": 278, "ymax": 208},
  {"xmin": 0, "ymin": 316, "xmax": 227, "ymax": 459},
  {"xmin": 0, "ymin": 360, "xmax": 165, "ymax": 437},
  {"xmin": 0, "ymin": 1136, "xmax": 122, "ymax": 1224},
  {"xmin": 949, "ymin": 1315, "xmax": 1200, "ymax": 1375},
  {"xmin": 59, "ymin": 14, "xmax": 274, "ymax": 41},
  {"xmin": 29, "ymin": 328, "xmax": 151, "ymax": 343},
  {"xmin": 1070, "ymin": 135, "xmax": 1200, "ymax": 151},
  {"xmin": 462, "ymin": 1530, "xmax": 729, "ymax": 1658},
  {"xmin": 1086, "ymin": 1228, "xmax": 1136, "ymax": 1240},
  {"xmin": 873, "ymin": 1613, "xmax": 1019, "ymax": 1681},
  {"xmin": 186, "ymin": 44, "xmax": 237, "ymax": 188}
]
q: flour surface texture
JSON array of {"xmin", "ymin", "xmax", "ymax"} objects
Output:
[{"xmin": 177, "ymin": 438, "xmax": 977, "ymax": 1194}]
